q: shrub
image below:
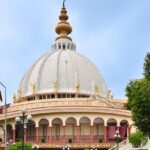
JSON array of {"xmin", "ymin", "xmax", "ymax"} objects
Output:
[
  {"xmin": 128, "ymin": 130, "xmax": 148, "ymax": 148},
  {"xmin": 7, "ymin": 142, "xmax": 32, "ymax": 150}
]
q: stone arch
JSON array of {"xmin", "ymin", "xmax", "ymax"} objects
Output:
[
  {"xmin": 79, "ymin": 117, "xmax": 91, "ymax": 124},
  {"xmin": 93, "ymin": 117, "xmax": 104, "ymax": 142},
  {"xmin": 26, "ymin": 120, "xmax": 36, "ymax": 141},
  {"xmin": 107, "ymin": 118, "xmax": 117, "ymax": 141},
  {"xmin": 65, "ymin": 117, "xmax": 77, "ymax": 125},
  {"xmin": 120, "ymin": 120, "xmax": 128, "ymax": 126},
  {"xmin": 7, "ymin": 124, "xmax": 13, "ymax": 141},
  {"xmin": 39, "ymin": 118, "xmax": 49, "ymax": 142},
  {"xmin": 107, "ymin": 118, "xmax": 117, "ymax": 126},
  {"xmin": 119, "ymin": 120, "xmax": 128, "ymax": 139},
  {"xmin": 65, "ymin": 117, "xmax": 77, "ymax": 140},
  {"xmin": 52, "ymin": 118, "xmax": 63, "ymax": 139},
  {"xmin": 93, "ymin": 117, "xmax": 104, "ymax": 125},
  {"xmin": 79, "ymin": 117, "xmax": 91, "ymax": 139}
]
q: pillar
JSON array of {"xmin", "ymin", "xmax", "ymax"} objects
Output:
[
  {"xmin": 63, "ymin": 126, "xmax": 66, "ymax": 143},
  {"xmin": 49, "ymin": 126, "xmax": 52, "ymax": 142},
  {"xmin": 13, "ymin": 128, "xmax": 16, "ymax": 143},
  {"xmin": 76, "ymin": 125, "xmax": 80, "ymax": 142},
  {"xmin": 128, "ymin": 126, "xmax": 131, "ymax": 135},
  {"xmin": 104, "ymin": 126, "xmax": 107, "ymax": 142},
  {"xmin": 90, "ymin": 125, "xmax": 94, "ymax": 143},
  {"xmin": 36, "ymin": 127, "xmax": 39, "ymax": 143},
  {"xmin": 116, "ymin": 126, "xmax": 120, "ymax": 132}
]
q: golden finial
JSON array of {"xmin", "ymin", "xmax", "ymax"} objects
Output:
[
  {"xmin": 31, "ymin": 83, "xmax": 36, "ymax": 94},
  {"xmin": 75, "ymin": 82, "xmax": 80, "ymax": 92},
  {"xmin": 18, "ymin": 88, "xmax": 22, "ymax": 97},
  {"xmin": 13, "ymin": 93, "xmax": 17, "ymax": 103},
  {"xmin": 95, "ymin": 85, "xmax": 99, "ymax": 96},
  {"xmin": 55, "ymin": 0, "xmax": 72, "ymax": 40},
  {"xmin": 53, "ymin": 81, "xmax": 58, "ymax": 92}
]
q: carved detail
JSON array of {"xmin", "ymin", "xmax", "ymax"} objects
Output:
[
  {"xmin": 75, "ymin": 82, "xmax": 80, "ymax": 92},
  {"xmin": 95, "ymin": 85, "xmax": 99, "ymax": 96},
  {"xmin": 53, "ymin": 81, "xmax": 58, "ymax": 92}
]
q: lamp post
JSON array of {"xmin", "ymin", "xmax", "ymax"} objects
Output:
[
  {"xmin": 0, "ymin": 81, "xmax": 7, "ymax": 150},
  {"xmin": 32, "ymin": 144, "xmax": 39, "ymax": 150},
  {"xmin": 15, "ymin": 108, "xmax": 32, "ymax": 150},
  {"xmin": 63, "ymin": 144, "xmax": 70, "ymax": 150},
  {"xmin": 114, "ymin": 130, "xmax": 121, "ymax": 150}
]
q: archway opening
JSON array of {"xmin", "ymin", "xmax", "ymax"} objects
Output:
[
  {"xmin": 65, "ymin": 117, "xmax": 77, "ymax": 143},
  {"xmin": 93, "ymin": 118, "xmax": 104, "ymax": 142},
  {"xmin": 52, "ymin": 118, "xmax": 63, "ymax": 142},
  {"xmin": 7, "ymin": 124, "xmax": 13, "ymax": 141},
  {"xmin": 107, "ymin": 118, "xmax": 117, "ymax": 141},
  {"xmin": 119, "ymin": 120, "xmax": 128, "ymax": 139},
  {"xmin": 39, "ymin": 118, "xmax": 49, "ymax": 143},
  {"xmin": 79, "ymin": 117, "xmax": 91, "ymax": 142},
  {"xmin": 26, "ymin": 120, "xmax": 36, "ymax": 142}
]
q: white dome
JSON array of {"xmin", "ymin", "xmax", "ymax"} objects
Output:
[{"xmin": 19, "ymin": 38, "xmax": 108, "ymax": 97}]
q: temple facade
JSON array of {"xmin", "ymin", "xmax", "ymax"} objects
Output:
[{"xmin": 0, "ymin": 2, "xmax": 134, "ymax": 150}]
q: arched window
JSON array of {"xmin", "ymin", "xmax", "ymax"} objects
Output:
[
  {"xmin": 62, "ymin": 43, "xmax": 66, "ymax": 50},
  {"xmin": 58, "ymin": 43, "xmax": 61, "ymax": 49}
]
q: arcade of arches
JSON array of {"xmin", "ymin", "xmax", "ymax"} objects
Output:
[{"xmin": 6, "ymin": 117, "xmax": 130, "ymax": 144}]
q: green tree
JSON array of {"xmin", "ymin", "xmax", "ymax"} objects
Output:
[
  {"xmin": 128, "ymin": 130, "xmax": 148, "ymax": 148},
  {"xmin": 144, "ymin": 52, "xmax": 150, "ymax": 80},
  {"xmin": 126, "ymin": 52, "xmax": 150, "ymax": 133},
  {"xmin": 7, "ymin": 142, "xmax": 32, "ymax": 150}
]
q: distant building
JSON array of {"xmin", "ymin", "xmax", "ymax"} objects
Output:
[{"xmin": 0, "ymin": 2, "xmax": 134, "ymax": 150}]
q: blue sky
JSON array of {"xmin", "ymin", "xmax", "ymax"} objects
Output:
[{"xmin": 0, "ymin": 0, "xmax": 150, "ymax": 103}]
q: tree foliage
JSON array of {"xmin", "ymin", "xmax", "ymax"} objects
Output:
[
  {"xmin": 128, "ymin": 130, "xmax": 148, "ymax": 148},
  {"xmin": 7, "ymin": 142, "xmax": 32, "ymax": 150},
  {"xmin": 126, "ymin": 52, "xmax": 150, "ymax": 133},
  {"xmin": 144, "ymin": 52, "xmax": 150, "ymax": 80}
]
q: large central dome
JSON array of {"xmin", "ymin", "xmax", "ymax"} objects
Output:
[
  {"xmin": 16, "ymin": 3, "xmax": 108, "ymax": 102},
  {"xmin": 19, "ymin": 38, "xmax": 108, "ymax": 97}
]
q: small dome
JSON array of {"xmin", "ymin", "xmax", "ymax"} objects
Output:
[{"xmin": 19, "ymin": 38, "xmax": 108, "ymax": 98}]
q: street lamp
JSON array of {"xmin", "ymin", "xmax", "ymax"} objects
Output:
[
  {"xmin": 63, "ymin": 144, "xmax": 70, "ymax": 150},
  {"xmin": 32, "ymin": 144, "xmax": 39, "ymax": 150},
  {"xmin": 114, "ymin": 130, "xmax": 121, "ymax": 150},
  {"xmin": 0, "ymin": 81, "xmax": 7, "ymax": 150},
  {"xmin": 15, "ymin": 107, "xmax": 32, "ymax": 150}
]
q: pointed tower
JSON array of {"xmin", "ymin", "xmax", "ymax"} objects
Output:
[
  {"xmin": 52, "ymin": 1, "xmax": 76, "ymax": 51},
  {"xmin": 55, "ymin": 1, "xmax": 72, "ymax": 40}
]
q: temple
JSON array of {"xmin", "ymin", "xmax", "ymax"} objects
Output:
[{"xmin": 0, "ymin": 2, "xmax": 134, "ymax": 150}]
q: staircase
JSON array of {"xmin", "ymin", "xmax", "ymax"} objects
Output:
[
  {"xmin": 108, "ymin": 139, "xmax": 150, "ymax": 150},
  {"xmin": 108, "ymin": 139, "xmax": 132, "ymax": 150}
]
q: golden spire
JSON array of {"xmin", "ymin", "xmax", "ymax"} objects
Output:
[
  {"xmin": 13, "ymin": 93, "xmax": 17, "ymax": 103},
  {"xmin": 55, "ymin": 0, "xmax": 72, "ymax": 40}
]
